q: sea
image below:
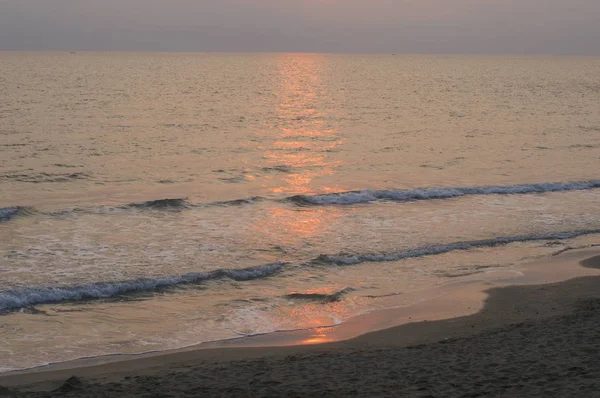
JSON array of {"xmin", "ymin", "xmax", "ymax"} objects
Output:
[{"xmin": 1, "ymin": 52, "xmax": 599, "ymax": 372}]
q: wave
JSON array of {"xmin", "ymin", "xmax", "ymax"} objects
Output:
[
  {"xmin": 289, "ymin": 180, "xmax": 600, "ymax": 205},
  {"xmin": 0, "ymin": 262, "xmax": 285, "ymax": 313},
  {"xmin": 7, "ymin": 180, "xmax": 600, "ymax": 221},
  {"xmin": 0, "ymin": 206, "xmax": 36, "ymax": 222},
  {"xmin": 284, "ymin": 287, "xmax": 354, "ymax": 303},
  {"xmin": 124, "ymin": 198, "xmax": 191, "ymax": 209},
  {"xmin": 123, "ymin": 197, "xmax": 263, "ymax": 210},
  {"xmin": 49, "ymin": 196, "xmax": 263, "ymax": 217},
  {"xmin": 208, "ymin": 196, "xmax": 264, "ymax": 207},
  {"xmin": 0, "ymin": 172, "xmax": 89, "ymax": 184},
  {"xmin": 315, "ymin": 229, "xmax": 600, "ymax": 266},
  {"xmin": 3, "ymin": 228, "xmax": 599, "ymax": 312}
]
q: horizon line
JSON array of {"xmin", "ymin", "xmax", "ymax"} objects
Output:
[{"xmin": 1, "ymin": 49, "xmax": 599, "ymax": 58}]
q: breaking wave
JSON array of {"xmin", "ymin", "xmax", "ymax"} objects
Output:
[
  {"xmin": 290, "ymin": 180, "xmax": 600, "ymax": 205},
  {"xmin": 7, "ymin": 180, "xmax": 600, "ymax": 221},
  {"xmin": 0, "ymin": 262, "xmax": 285, "ymax": 313},
  {"xmin": 2, "ymin": 227, "xmax": 600, "ymax": 313},
  {"xmin": 315, "ymin": 229, "xmax": 600, "ymax": 265}
]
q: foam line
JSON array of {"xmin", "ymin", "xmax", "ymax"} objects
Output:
[
  {"xmin": 316, "ymin": 229, "xmax": 600, "ymax": 265},
  {"xmin": 0, "ymin": 262, "xmax": 285, "ymax": 312},
  {"xmin": 290, "ymin": 180, "xmax": 600, "ymax": 205},
  {"xmin": 7, "ymin": 180, "xmax": 599, "ymax": 222}
]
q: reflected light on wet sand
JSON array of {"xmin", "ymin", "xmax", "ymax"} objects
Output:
[{"xmin": 302, "ymin": 327, "xmax": 336, "ymax": 345}]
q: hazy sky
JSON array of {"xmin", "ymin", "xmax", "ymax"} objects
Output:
[{"xmin": 1, "ymin": 0, "xmax": 599, "ymax": 54}]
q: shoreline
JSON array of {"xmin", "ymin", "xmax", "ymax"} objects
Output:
[
  {"xmin": 2, "ymin": 247, "xmax": 600, "ymax": 396},
  {"xmin": 2, "ymin": 245, "xmax": 596, "ymax": 375}
]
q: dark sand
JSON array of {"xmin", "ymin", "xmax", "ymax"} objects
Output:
[{"xmin": 2, "ymin": 251, "xmax": 600, "ymax": 397}]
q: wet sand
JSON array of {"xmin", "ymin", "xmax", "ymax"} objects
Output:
[{"xmin": 2, "ymin": 249, "xmax": 600, "ymax": 397}]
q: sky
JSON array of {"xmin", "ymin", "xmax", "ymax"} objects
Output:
[{"xmin": 0, "ymin": 0, "xmax": 599, "ymax": 55}]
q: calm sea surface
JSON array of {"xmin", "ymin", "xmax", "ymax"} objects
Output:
[{"xmin": 1, "ymin": 52, "xmax": 600, "ymax": 371}]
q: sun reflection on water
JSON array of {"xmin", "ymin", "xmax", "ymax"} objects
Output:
[
  {"xmin": 264, "ymin": 53, "xmax": 345, "ymax": 197},
  {"xmin": 251, "ymin": 54, "xmax": 348, "ymax": 245},
  {"xmin": 248, "ymin": 54, "xmax": 352, "ymax": 330}
]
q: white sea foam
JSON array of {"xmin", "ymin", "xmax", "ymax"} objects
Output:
[
  {"xmin": 0, "ymin": 262, "xmax": 285, "ymax": 312},
  {"xmin": 292, "ymin": 180, "xmax": 600, "ymax": 205},
  {"xmin": 8, "ymin": 181, "xmax": 600, "ymax": 222},
  {"xmin": 3, "ymin": 228, "xmax": 600, "ymax": 312},
  {"xmin": 318, "ymin": 229, "xmax": 600, "ymax": 265}
]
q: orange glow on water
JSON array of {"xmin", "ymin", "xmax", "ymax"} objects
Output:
[
  {"xmin": 250, "ymin": 54, "xmax": 346, "ymax": 247},
  {"xmin": 263, "ymin": 53, "xmax": 344, "ymax": 197},
  {"xmin": 246, "ymin": 55, "xmax": 353, "ymax": 335}
]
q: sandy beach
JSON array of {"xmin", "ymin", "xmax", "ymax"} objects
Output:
[{"xmin": 1, "ymin": 248, "xmax": 599, "ymax": 397}]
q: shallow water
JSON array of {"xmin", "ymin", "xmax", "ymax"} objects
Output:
[{"xmin": 1, "ymin": 52, "xmax": 600, "ymax": 371}]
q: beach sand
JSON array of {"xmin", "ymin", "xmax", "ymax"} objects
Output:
[{"xmin": 2, "ymin": 249, "xmax": 600, "ymax": 397}]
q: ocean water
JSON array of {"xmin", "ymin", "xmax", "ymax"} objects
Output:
[{"xmin": 1, "ymin": 52, "xmax": 600, "ymax": 372}]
